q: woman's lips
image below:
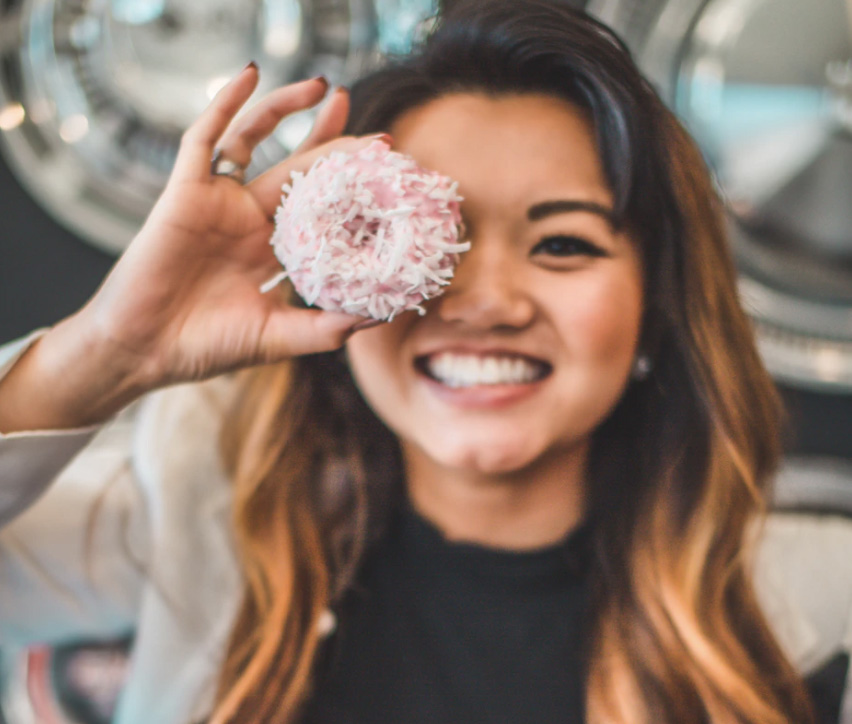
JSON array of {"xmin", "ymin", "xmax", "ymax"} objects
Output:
[{"xmin": 414, "ymin": 350, "xmax": 552, "ymax": 408}]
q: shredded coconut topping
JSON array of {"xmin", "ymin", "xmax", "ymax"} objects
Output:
[{"xmin": 264, "ymin": 140, "xmax": 468, "ymax": 320}]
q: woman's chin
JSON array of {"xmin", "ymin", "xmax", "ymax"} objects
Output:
[{"xmin": 420, "ymin": 438, "xmax": 546, "ymax": 478}]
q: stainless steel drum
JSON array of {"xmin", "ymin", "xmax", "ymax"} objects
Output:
[
  {"xmin": 0, "ymin": 0, "xmax": 437, "ymax": 254},
  {"xmin": 0, "ymin": 639, "xmax": 132, "ymax": 724},
  {"xmin": 590, "ymin": 0, "xmax": 852, "ymax": 392}
]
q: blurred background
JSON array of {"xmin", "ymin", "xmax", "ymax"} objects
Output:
[{"xmin": 0, "ymin": 0, "xmax": 850, "ymax": 721}]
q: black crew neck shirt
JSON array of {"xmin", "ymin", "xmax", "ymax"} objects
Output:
[
  {"xmin": 297, "ymin": 505, "xmax": 845, "ymax": 724},
  {"xmin": 301, "ymin": 506, "xmax": 592, "ymax": 724}
]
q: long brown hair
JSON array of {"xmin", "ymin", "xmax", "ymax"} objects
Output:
[{"xmin": 211, "ymin": 2, "xmax": 815, "ymax": 721}]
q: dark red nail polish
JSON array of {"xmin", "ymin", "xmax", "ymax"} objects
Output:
[
  {"xmin": 312, "ymin": 75, "xmax": 330, "ymax": 91},
  {"xmin": 244, "ymin": 61, "xmax": 259, "ymax": 72}
]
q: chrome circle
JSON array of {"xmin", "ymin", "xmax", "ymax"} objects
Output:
[
  {"xmin": 1, "ymin": 640, "xmax": 132, "ymax": 723},
  {"xmin": 0, "ymin": 0, "xmax": 437, "ymax": 254},
  {"xmin": 591, "ymin": 0, "xmax": 852, "ymax": 392}
]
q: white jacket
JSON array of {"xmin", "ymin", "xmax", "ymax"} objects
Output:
[{"xmin": 1, "ymin": 330, "xmax": 851, "ymax": 724}]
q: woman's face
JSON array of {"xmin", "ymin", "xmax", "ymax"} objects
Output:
[{"xmin": 346, "ymin": 93, "xmax": 644, "ymax": 478}]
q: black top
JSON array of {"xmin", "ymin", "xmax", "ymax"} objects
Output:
[
  {"xmin": 302, "ymin": 505, "xmax": 591, "ymax": 724},
  {"xmin": 298, "ymin": 505, "xmax": 847, "ymax": 724}
]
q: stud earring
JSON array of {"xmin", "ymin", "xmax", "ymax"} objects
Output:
[
  {"xmin": 317, "ymin": 608, "xmax": 337, "ymax": 638},
  {"xmin": 631, "ymin": 353, "xmax": 653, "ymax": 381}
]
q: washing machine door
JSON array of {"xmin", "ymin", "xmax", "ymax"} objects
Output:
[
  {"xmin": 591, "ymin": 0, "xmax": 852, "ymax": 393},
  {"xmin": 0, "ymin": 0, "xmax": 438, "ymax": 255}
]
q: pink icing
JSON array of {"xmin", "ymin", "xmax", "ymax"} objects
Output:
[{"xmin": 265, "ymin": 141, "xmax": 468, "ymax": 320}]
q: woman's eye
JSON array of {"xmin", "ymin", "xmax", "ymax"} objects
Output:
[{"xmin": 531, "ymin": 235, "xmax": 608, "ymax": 258}]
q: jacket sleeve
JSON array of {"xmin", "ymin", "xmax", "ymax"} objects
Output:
[
  {"xmin": 0, "ymin": 330, "xmax": 149, "ymax": 645},
  {"xmin": 0, "ymin": 329, "xmax": 104, "ymax": 526}
]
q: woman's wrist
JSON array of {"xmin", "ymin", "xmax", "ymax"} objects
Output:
[{"xmin": 0, "ymin": 312, "xmax": 154, "ymax": 434}]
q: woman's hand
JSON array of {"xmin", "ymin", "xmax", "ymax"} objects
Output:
[
  {"xmin": 0, "ymin": 66, "xmax": 379, "ymax": 432},
  {"xmin": 84, "ymin": 65, "xmax": 381, "ymax": 384}
]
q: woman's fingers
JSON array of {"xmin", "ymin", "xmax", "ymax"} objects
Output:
[
  {"xmin": 248, "ymin": 133, "xmax": 393, "ymax": 217},
  {"xmin": 171, "ymin": 63, "xmax": 261, "ymax": 184},
  {"xmin": 214, "ymin": 76, "xmax": 331, "ymax": 169},
  {"xmin": 293, "ymin": 86, "xmax": 350, "ymax": 154},
  {"xmin": 258, "ymin": 307, "xmax": 368, "ymax": 359},
  {"xmin": 245, "ymin": 86, "xmax": 350, "ymax": 213}
]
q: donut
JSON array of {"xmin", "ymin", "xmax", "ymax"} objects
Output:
[{"xmin": 263, "ymin": 140, "xmax": 468, "ymax": 320}]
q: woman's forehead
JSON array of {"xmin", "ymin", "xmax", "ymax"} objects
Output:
[{"xmin": 389, "ymin": 93, "xmax": 615, "ymax": 213}]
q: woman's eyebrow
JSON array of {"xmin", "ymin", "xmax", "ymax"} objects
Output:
[{"xmin": 527, "ymin": 200, "xmax": 616, "ymax": 226}]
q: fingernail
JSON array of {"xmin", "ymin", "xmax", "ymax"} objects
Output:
[
  {"xmin": 334, "ymin": 85, "xmax": 350, "ymax": 94},
  {"xmin": 244, "ymin": 61, "xmax": 259, "ymax": 72},
  {"xmin": 312, "ymin": 75, "xmax": 330, "ymax": 92},
  {"xmin": 369, "ymin": 133, "xmax": 393, "ymax": 146},
  {"xmin": 351, "ymin": 318, "xmax": 383, "ymax": 332}
]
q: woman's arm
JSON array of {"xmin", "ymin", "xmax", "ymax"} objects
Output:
[
  {"xmin": 0, "ymin": 66, "xmax": 385, "ymax": 527},
  {"xmin": 0, "ymin": 328, "xmax": 148, "ymax": 643},
  {"xmin": 0, "ymin": 66, "xmax": 382, "ymax": 643},
  {"xmin": 0, "ymin": 65, "xmax": 379, "ymax": 437},
  {"xmin": 0, "ymin": 318, "xmax": 152, "ymax": 433},
  {"xmin": 0, "ymin": 331, "xmax": 103, "ymax": 525}
]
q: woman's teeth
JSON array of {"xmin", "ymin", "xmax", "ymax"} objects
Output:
[{"xmin": 425, "ymin": 352, "xmax": 547, "ymax": 388}]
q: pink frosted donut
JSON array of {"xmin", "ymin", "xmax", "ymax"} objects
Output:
[{"xmin": 264, "ymin": 140, "xmax": 468, "ymax": 320}]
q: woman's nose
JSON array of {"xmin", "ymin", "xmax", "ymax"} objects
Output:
[{"xmin": 434, "ymin": 240, "xmax": 536, "ymax": 330}]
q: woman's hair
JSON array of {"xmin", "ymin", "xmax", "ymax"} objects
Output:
[{"xmin": 211, "ymin": 2, "xmax": 815, "ymax": 722}]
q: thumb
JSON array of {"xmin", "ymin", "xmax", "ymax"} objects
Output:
[{"xmin": 257, "ymin": 308, "xmax": 378, "ymax": 360}]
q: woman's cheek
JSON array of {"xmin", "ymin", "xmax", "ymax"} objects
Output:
[
  {"xmin": 549, "ymin": 272, "xmax": 642, "ymax": 367},
  {"xmin": 345, "ymin": 322, "xmax": 412, "ymax": 425}
]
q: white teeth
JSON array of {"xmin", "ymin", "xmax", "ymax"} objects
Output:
[
  {"xmin": 426, "ymin": 353, "xmax": 545, "ymax": 388},
  {"xmin": 482, "ymin": 358, "xmax": 500, "ymax": 384}
]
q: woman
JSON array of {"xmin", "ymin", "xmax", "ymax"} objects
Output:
[{"xmin": 0, "ymin": 1, "xmax": 836, "ymax": 722}]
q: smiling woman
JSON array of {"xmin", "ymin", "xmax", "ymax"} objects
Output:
[
  {"xmin": 215, "ymin": 2, "xmax": 819, "ymax": 722},
  {"xmin": 0, "ymin": 1, "xmax": 835, "ymax": 724}
]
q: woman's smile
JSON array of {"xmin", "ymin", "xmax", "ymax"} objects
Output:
[
  {"xmin": 413, "ymin": 347, "xmax": 552, "ymax": 408},
  {"xmin": 420, "ymin": 351, "xmax": 550, "ymax": 388}
]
